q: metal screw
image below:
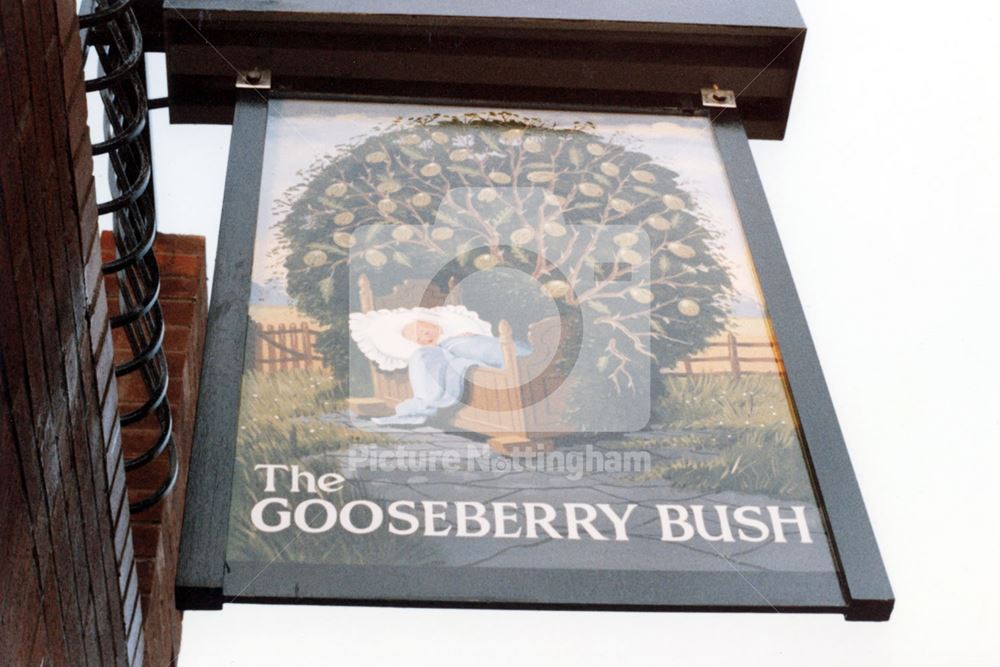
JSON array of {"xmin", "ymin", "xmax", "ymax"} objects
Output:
[{"xmin": 245, "ymin": 68, "xmax": 261, "ymax": 84}]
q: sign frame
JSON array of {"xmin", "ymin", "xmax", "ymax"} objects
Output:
[{"xmin": 177, "ymin": 90, "xmax": 893, "ymax": 621}]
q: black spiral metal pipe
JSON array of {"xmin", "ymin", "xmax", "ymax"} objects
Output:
[{"xmin": 79, "ymin": 0, "xmax": 177, "ymax": 514}]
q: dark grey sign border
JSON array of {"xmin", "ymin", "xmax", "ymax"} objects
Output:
[{"xmin": 177, "ymin": 92, "xmax": 893, "ymax": 621}]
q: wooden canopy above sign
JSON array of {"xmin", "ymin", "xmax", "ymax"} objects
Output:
[{"xmin": 162, "ymin": 0, "xmax": 806, "ymax": 139}]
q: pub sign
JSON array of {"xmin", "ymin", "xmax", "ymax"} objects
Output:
[{"xmin": 173, "ymin": 0, "xmax": 893, "ymax": 621}]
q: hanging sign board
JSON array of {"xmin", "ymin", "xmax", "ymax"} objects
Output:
[{"xmin": 177, "ymin": 95, "xmax": 893, "ymax": 620}]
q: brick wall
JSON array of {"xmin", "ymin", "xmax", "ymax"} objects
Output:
[
  {"xmin": 102, "ymin": 232, "xmax": 208, "ymax": 667},
  {"xmin": 0, "ymin": 0, "xmax": 140, "ymax": 664}
]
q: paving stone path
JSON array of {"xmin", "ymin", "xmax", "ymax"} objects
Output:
[{"xmin": 304, "ymin": 412, "xmax": 835, "ymax": 573}]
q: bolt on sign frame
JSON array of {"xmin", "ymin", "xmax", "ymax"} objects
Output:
[{"xmin": 173, "ymin": 1, "xmax": 893, "ymax": 622}]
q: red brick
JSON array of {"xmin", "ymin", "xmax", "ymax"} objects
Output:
[
  {"xmin": 61, "ymin": 29, "xmax": 84, "ymax": 101},
  {"xmin": 27, "ymin": 507, "xmax": 54, "ymax": 592},
  {"xmin": 91, "ymin": 330, "xmax": 113, "ymax": 377},
  {"xmin": 114, "ymin": 485, "xmax": 131, "ymax": 562},
  {"xmin": 54, "ymin": 454, "xmax": 99, "ymax": 643},
  {"xmin": 110, "ymin": 325, "xmax": 131, "ymax": 355},
  {"xmin": 161, "ymin": 274, "xmax": 204, "ymax": 299},
  {"xmin": 65, "ymin": 77, "xmax": 89, "ymax": 165},
  {"xmin": 77, "ymin": 179, "xmax": 98, "ymax": 255},
  {"xmin": 152, "ymin": 233, "xmax": 206, "ymax": 259},
  {"xmin": 157, "ymin": 251, "xmax": 206, "ymax": 281},
  {"xmin": 166, "ymin": 350, "xmax": 188, "ymax": 376},
  {"xmin": 0, "ymin": 3, "xmax": 33, "ymax": 136},
  {"xmin": 110, "ymin": 232, "xmax": 207, "ymax": 666},
  {"xmin": 62, "ymin": 338, "xmax": 83, "ymax": 409},
  {"xmin": 82, "ymin": 602, "xmax": 102, "ymax": 667},
  {"xmin": 131, "ymin": 522, "xmax": 163, "ymax": 560},
  {"xmin": 71, "ymin": 121, "xmax": 94, "ymax": 168},
  {"xmin": 163, "ymin": 321, "xmax": 192, "ymax": 354},
  {"xmin": 74, "ymin": 128, "xmax": 97, "ymax": 205},
  {"xmin": 100, "ymin": 228, "xmax": 119, "ymax": 255},
  {"xmin": 160, "ymin": 298, "xmax": 197, "ymax": 326},
  {"xmin": 127, "ymin": 487, "xmax": 166, "ymax": 522},
  {"xmin": 112, "ymin": 367, "xmax": 151, "ymax": 405},
  {"xmin": 100, "ymin": 356, "xmax": 119, "ymax": 440},
  {"xmin": 47, "ymin": 500, "xmax": 89, "ymax": 661},
  {"xmin": 1, "ymin": 0, "xmax": 137, "ymax": 662},
  {"xmin": 83, "ymin": 227, "xmax": 104, "ymax": 299},
  {"xmin": 106, "ymin": 422, "xmax": 123, "ymax": 498},
  {"xmin": 66, "ymin": 408, "xmax": 112, "ymax": 610},
  {"xmin": 0, "ymin": 418, "xmax": 25, "ymax": 551},
  {"xmin": 40, "ymin": 578, "xmax": 70, "ymax": 665},
  {"xmin": 29, "ymin": 616, "xmax": 50, "ymax": 667},
  {"xmin": 119, "ymin": 531, "xmax": 135, "ymax": 594},
  {"xmin": 122, "ymin": 430, "xmax": 174, "ymax": 468},
  {"xmin": 43, "ymin": 223, "xmax": 209, "ymax": 661},
  {"xmin": 56, "ymin": 0, "xmax": 80, "ymax": 48},
  {"xmin": 89, "ymin": 288, "xmax": 110, "ymax": 354},
  {"xmin": 128, "ymin": 474, "xmax": 175, "ymax": 506},
  {"xmin": 136, "ymin": 557, "xmax": 157, "ymax": 596},
  {"xmin": 0, "ymin": 526, "xmax": 38, "ymax": 648},
  {"xmin": 109, "ymin": 455, "xmax": 127, "ymax": 523}
]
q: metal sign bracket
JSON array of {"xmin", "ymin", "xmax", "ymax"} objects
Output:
[
  {"xmin": 701, "ymin": 86, "xmax": 737, "ymax": 108},
  {"xmin": 236, "ymin": 68, "xmax": 271, "ymax": 90}
]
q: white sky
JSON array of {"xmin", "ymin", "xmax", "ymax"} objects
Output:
[{"xmin": 138, "ymin": 1, "xmax": 1000, "ymax": 664}]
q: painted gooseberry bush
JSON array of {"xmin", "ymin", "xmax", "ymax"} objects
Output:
[{"xmin": 274, "ymin": 111, "xmax": 732, "ymax": 426}]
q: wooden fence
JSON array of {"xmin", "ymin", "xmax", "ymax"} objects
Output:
[
  {"xmin": 252, "ymin": 322, "xmax": 325, "ymax": 372},
  {"xmin": 662, "ymin": 332, "xmax": 784, "ymax": 378},
  {"xmin": 250, "ymin": 323, "xmax": 780, "ymax": 377}
]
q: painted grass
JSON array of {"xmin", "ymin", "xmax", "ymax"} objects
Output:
[
  {"xmin": 227, "ymin": 369, "xmax": 440, "ymax": 565},
  {"xmin": 633, "ymin": 374, "xmax": 813, "ymax": 500},
  {"xmin": 226, "ymin": 370, "xmax": 814, "ymax": 569},
  {"xmin": 235, "ymin": 369, "xmax": 385, "ymax": 457}
]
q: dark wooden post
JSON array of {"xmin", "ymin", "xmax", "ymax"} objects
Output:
[
  {"xmin": 301, "ymin": 322, "xmax": 314, "ymax": 370},
  {"xmin": 290, "ymin": 325, "xmax": 300, "ymax": 370},
  {"xmin": 277, "ymin": 324, "xmax": 286, "ymax": 371},
  {"xmin": 728, "ymin": 332, "xmax": 742, "ymax": 378},
  {"xmin": 254, "ymin": 321, "xmax": 264, "ymax": 372}
]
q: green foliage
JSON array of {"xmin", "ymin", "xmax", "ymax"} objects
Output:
[
  {"xmin": 632, "ymin": 375, "xmax": 813, "ymax": 500},
  {"xmin": 652, "ymin": 427, "xmax": 811, "ymax": 501},
  {"xmin": 654, "ymin": 374, "xmax": 797, "ymax": 432},
  {"xmin": 274, "ymin": 112, "xmax": 732, "ymax": 409},
  {"xmin": 234, "ymin": 370, "xmax": 379, "ymax": 455},
  {"xmin": 227, "ymin": 371, "xmax": 440, "ymax": 565}
]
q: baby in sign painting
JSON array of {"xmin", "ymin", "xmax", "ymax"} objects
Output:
[{"xmin": 349, "ymin": 306, "xmax": 531, "ymax": 425}]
